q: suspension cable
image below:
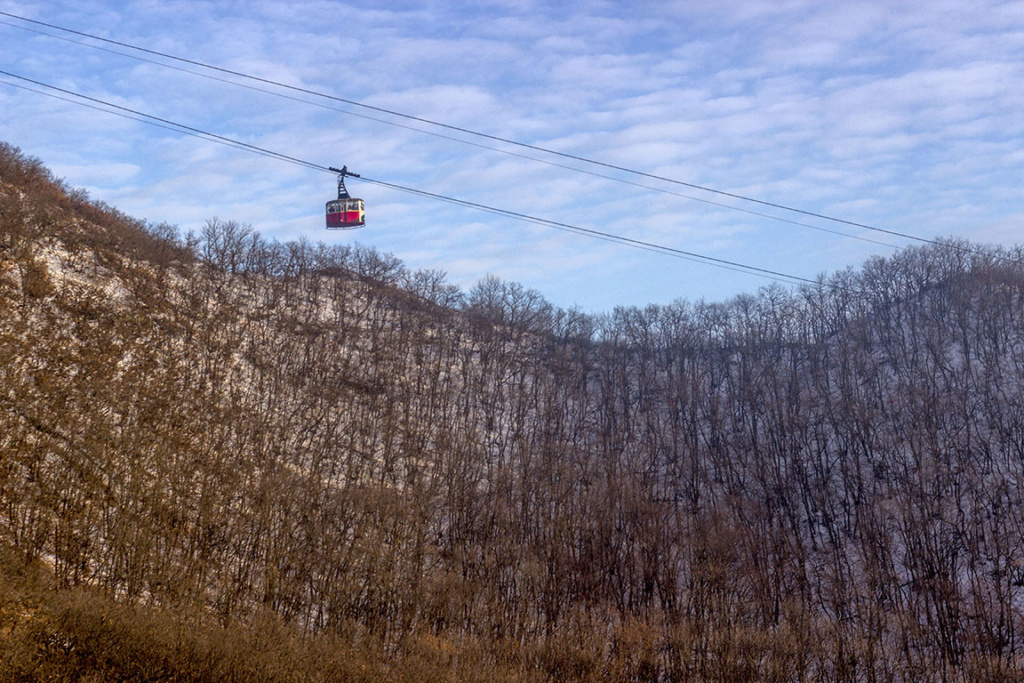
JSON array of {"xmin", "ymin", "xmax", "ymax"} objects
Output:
[{"xmin": 0, "ymin": 68, "xmax": 853, "ymax": 291}]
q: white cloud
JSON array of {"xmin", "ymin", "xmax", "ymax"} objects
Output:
[{"xmin": 2, "ymin": 0, "xmax": 1024, "ymax": 310}]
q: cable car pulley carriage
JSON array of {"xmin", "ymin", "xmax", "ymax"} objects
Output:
[{"xmin": 326, "ymin": 166, "xmax": 365, "ymax": 229}]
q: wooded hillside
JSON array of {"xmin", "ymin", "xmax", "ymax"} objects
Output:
[{"xmin": 2, "ymin": 142, "xmax": 1024, "ymax": 681}]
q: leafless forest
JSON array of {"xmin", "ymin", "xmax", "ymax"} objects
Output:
[{"xmin": 3, "ymin": 142, "xmax": 1024, "ymax": 681}]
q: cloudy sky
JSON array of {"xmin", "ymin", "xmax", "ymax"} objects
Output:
[{"xmin": 2, "ymin": 0, "xmax": 1023, "ymax": 312}]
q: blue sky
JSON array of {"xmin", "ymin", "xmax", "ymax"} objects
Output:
[{"xmin": 2, "ymin": 0, "xmax": 1024, "ymax": 312}]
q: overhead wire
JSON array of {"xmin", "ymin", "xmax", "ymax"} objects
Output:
[
  {"xmin": 8, "ymin": 10, "xmax": 1017, "ymax": 268},
  {"xmin": 0, "ymin": 17, "xmax": 902, "ymax": 251},
  {"xmin": 0, "ymin": 78, "xmax": 222, "ymax": 140},
  {"xmin": 355, "ymin": 174, "xmax": 822, "ymax": 285},
  {"xmin": 0, "ymin": 69, "xmax": 322, "ymax": 173},
  {"xmin": 0, "ymin": 68, "xmax": 841, "ymax": 291},
  {"xmin": 0, "ymin": 9, "xmax": 939, "ymax": 250}
]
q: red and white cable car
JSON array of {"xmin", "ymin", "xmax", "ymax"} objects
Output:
[{"xmin": 326, "ymin": 166, "xmax": 365, "ymax": 229}]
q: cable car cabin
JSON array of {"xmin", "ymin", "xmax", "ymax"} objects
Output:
[
  {"xmin": 326, "ymin": 197, "xmax": 365, "ymax": 229},
  {"xmin": 326, "ymin": 166, "xmax": 365, "ymax": 229}
]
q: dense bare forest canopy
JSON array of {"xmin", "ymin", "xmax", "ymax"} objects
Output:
[{"xmin": 3, "ymin": 141, "xmax": 1024, "ymax": 681}]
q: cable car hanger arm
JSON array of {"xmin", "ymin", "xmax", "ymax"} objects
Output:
[{"xmin": 325, "ymin": 165, "xmax": 365, "ymax": 229}]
